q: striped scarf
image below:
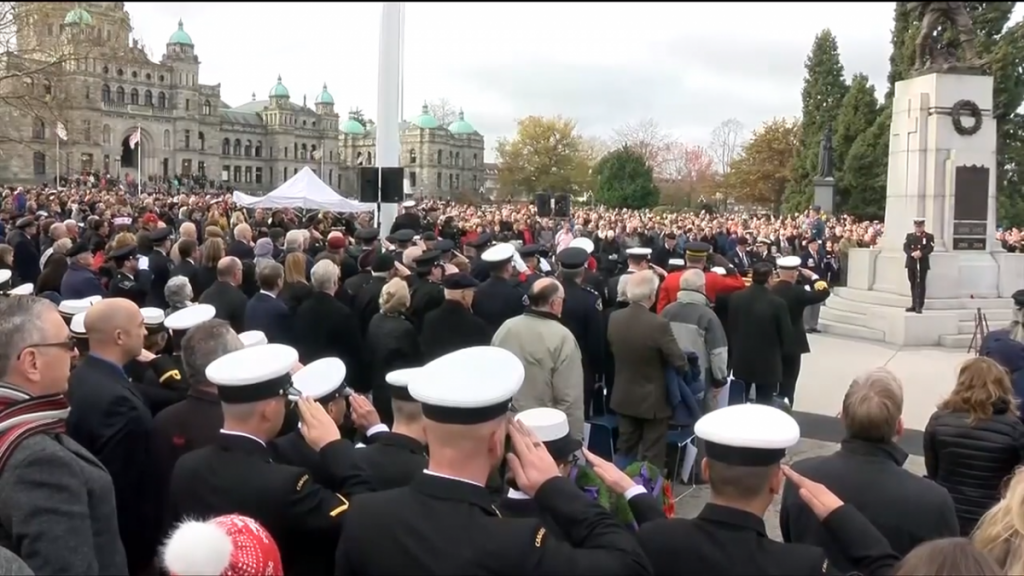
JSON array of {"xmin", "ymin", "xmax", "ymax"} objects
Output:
[{"xmin": 0, "ymin": 383, "xmax": 70, "ymax": 472}]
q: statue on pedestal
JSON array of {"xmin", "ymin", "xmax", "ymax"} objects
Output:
[
  {"xmin": 908, "ymin": 2, "xmax": 987, "ymax": 74},
  {"xmin": 816, "ymin": 125, "xmax": 835, "ymax": 180}
]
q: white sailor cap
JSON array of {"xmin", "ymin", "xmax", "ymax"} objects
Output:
[
  {"xmin": 140, "ymin": 307, "xmax": 166, "ymax": 332},
  {"xmin": 58, "ymin": 299, "xmax": 92, "ymax": 317},
  {"xmin": 84, "ymin": 295, "xmax": 103, "ymax": 305},
  {"xmin": 8, "ymin": 283, "xmax": 33, "ymax": 296},
  {"xmin": 568, "ymin": 237, "xmax": 595, "ymax": 254},
  {"xmin": 402, "ymin": 200, "xmax": 417, "ymax": 208},
  {"xmin": 481, "ymin": 243, "xmax": 516, "ymax": 264},
  {"xmin": 165, "ymin": 304, "xmax": 216, "ymax": 331},
  {"xmin": 0, "ymin": 270, "xmax": 11, "ymax": 285},
  {"xmin": 626, "ymin": 247, "xmax": 652, "ymax": 258},
  {"xmin": 238, "ymin": 330, "xmax": 268, "ymax": 348},
  {"xmin": 515, "ymin": 407, "xmax": 581, "ymax": 461},
  {"xmin": 776, "ymin": 256, "xmax": 802, "ymax": 270},
  {"xmin": 410, "ymin": 346, "xmax": 524, "ymax": 425},
  {"xmin": 695, "ymin": 404, "xmax": 800, "ymax": 467},
  {"xmin": 667, "ymin": 258, "xmax": 687, "ymax": 269},
  {"xmin": 205, "ymin": 343, "xmax": 300, "ymax": 404},
  {"xmin": 70, "ymin": 312, "xmax": 87, "ymax": 337},
  {"xmin": 913, "ymin": 216, "xmax": 925, "ymax": 224},
  {"xmin": 288, "ymin": 357, "xmax": 349, "ymax": 402},
  {"xmin": 385, "ymin": 367, "xmax": 421, "ymax": 402}
]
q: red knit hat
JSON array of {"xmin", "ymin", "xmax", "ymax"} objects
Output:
[{"xmin": 162, "ymin": 514, "xmax": 283, "ymax": 576}]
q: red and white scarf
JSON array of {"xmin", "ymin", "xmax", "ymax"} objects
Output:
[{"xmin": 0, "ymin": 383, "xmax": 70, "ymax": 472}]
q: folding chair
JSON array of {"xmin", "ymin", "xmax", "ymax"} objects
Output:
[
  {"xmin": 589, "ymin": 381, "xmax": 619, "ymax": 430},
  {"xmin": 586, "ymin": 381, "xmax": 619, "ymax": 461},
  {"xmin": 665, "ymin": 426, "xmax": 698, "ymax": 501}
]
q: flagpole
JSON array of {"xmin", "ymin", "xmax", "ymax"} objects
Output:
[
  {"xmin": 320, "ymin": 138, "xmax": 325, "ymax": 176},
  {"xmin": 136, "ymin": 123, "xmax": 142, "ymax": 193},
  {"xmin": 54, "ymin": 130, "xmax": 59, "ymax": 187}
]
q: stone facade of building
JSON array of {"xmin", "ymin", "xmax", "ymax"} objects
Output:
[{"xmin": 0, "ymin": 1, "xmax": 487, "ymax": 200}]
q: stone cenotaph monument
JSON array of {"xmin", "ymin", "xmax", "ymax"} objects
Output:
[{"xmin": 821, "ymin": 2, "xmax": 1024, "ymax": 347}]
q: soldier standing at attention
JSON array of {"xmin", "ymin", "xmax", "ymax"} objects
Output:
[
  {"xmin": 335, "ymin": 346, "xmax": 652, "ymax": 575},
  {"xmin": 556, "ymin": 247, "xmax": 605, "ymax": 419},
  {"xmin": 636, "ymin": 404, "xmax": 900, "ymax": 575},
  {"xmin": 108, "ymin": 244, "xmax": 147, "ymax": 307},
  {"xmin": 903, "ymin": 217, "xmax": 934, "ymax": 314}
]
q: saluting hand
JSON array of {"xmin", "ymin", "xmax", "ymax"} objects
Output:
[
  {"xmin": 349, "ymin": 394, "xmax": 381, "ymax": 432},
  {"xmin": 583, "ymin": 448, "xmax": 636, "ymax": 495},
  {"xmin": 506, "ymin": 418, "xmax": 560, "ymax": 497},
  {"xmin": 297, "ymin": 396, "xmax": 341, "ymax": 452},
  {"xmin": 782, "ymin": 465, "xmax": 844, "ymax": 520}
]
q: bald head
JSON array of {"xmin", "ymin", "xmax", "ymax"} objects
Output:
[
  {"xmin": 217, "ymin": 256, "xmax": 241, "ymax": 281},
  {"xmin": 84, "ymin": 299, "xmax": 142, "ymax": 342},
  {"xmin": 527, "ymin": 278, "xmax": 563, "ymax": 311}
]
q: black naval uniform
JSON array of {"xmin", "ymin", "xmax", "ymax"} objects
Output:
[
  {"xmin": 152, "ymin": 387, "xmax": 223, "ymax": 481},
  {"xmin": 390, "ymin": 210, "xmax": 423, "ymax": 235},
  {"xmin": 557, "ymin": 248, "xmax": 606, "ymax": 418},
  {"xmin": 336, "ymin": 474, "xmax": 653, "ymax": 575},
  {"xmin": 637, "ymin": 502, "xmax": 899, "ymax": 575},
  {"xmin": 903, "ymin": 227, "xmax": 934, "ymax": 313},
  {"xmin": 145, "ymin": 248, "xmax": 174, "ymax": 310},
  {"xmin": 352, "ymin": 431, "xmax": 428, "ymax": 491},
  {"xmin": 771, "ymin": 276, "xmax": 831, "ymax": 406},
  {"xmin": 126, "ymin": 353, "xmax": 187, "ymax": 415},
  {"xmin": 342, "ymin": 269, "xmax": 374, "ymax": 304},
  {"xmin": 408, "ymin": 278, "xmax": 445, "ymax": 333},
  {"xmin": 109, "ymin": 270, "xmax": 147, "ymax": 306},
  {"xmin": 420, "ymin": 299, "xmax": 491, "ymax": 362},
  {"xmin": 473, "ymin": 274, "xmax": 528, "ymax": 337}
]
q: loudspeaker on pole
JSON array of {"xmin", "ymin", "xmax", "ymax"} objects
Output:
[
  {"xmin": 535, "ymin": 192, "xmax": 552, "ymax": 217},
  {"xmin": 358, "ymin": 167, "xmax": 379, "ymax": 204},
  {"xmin": 379, "ymin": 167, "xmax": 405, "ymax": 204}
]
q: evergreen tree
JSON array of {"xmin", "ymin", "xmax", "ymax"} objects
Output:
[
  {"xmin": 833, "ymin": 73, "xmax": 881, "ymax": 207},
  {"xmin": 784, "ymin": 29, "xmax": 849, "ymax": 214},
  {"xmin": 841, "ymin": 109, "xmax": 890, "ymax": 220},
  {"xmin": 887, "ymin": 2, "xmax": 916, "ymax": 101},
  {"xmin": 593, "ymin": 146, "xmax": 660, "ymax": 209}
]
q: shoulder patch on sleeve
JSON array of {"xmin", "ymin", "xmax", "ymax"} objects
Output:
[
  {"xmin": 159, "ymin": 369, "xmax": 181, "ymax": 384},
  {"xmin": 296, "ymin": 474, "xmax": 309, "ymax": 492},
  {"xmin": 534, "ymin": 527, "xmax": 546, "ymax": 548}
]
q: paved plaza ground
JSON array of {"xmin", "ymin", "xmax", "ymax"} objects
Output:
[{"xmin": 672, "ymin": 333, "xmax": 965, "ymax": 539}]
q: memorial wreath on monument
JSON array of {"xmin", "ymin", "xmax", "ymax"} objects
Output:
[{"xmin": 951, "ymin": 99, "xmax": 983, "ymax": 136}]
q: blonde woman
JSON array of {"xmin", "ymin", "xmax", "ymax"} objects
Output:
[
  {"xmin": 974, "ymin": 468, "xmax": 1024, "ymax": 573},
  {"xmin": 195, "ymin": 238, "xmax": 225, "ymax": 298},
  {"xmin": 366, "ymin": 277, "xmax": 421, "ymax": 426},
  {"xmin": 278, "ymin": 251, "xmax": 312, "ymax": 313},
  {"xmin": 925, "ymin": 357, "xmax": 1024, "ymax": 535}
]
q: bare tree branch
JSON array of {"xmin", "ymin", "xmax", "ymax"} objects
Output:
[
  {"xmin": 426, "ymin": 98, "xmax": 459, "ymax": 127},
  {"xmin": 580, "ymin": 134, "xmax": 613, "ymax": 164},
  {"xmin": 708, "ymin": 118, "xmax": 746, "ymax": 174},
  {"xmin": 612, "ymin": 118, "xmax": 669, "ymax": 170}
]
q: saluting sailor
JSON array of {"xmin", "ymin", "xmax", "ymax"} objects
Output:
[
  {"xmin": 636, "ymin": 404, "xmax": 900, "ymax": 575},
  {"xmin": 335, "ymin": 346, "xmax": 652, "ymax": 575},
  {"xmin": 770, "ymin": 256, "xmax": 832, "ymax": 407},
  {"xmin": 472, "ymin": 243, "xmax": 528, "ymax": 337},
  {"xmin": 169, "ymin": 343, "xmax": 371, "ymax": 576},
  {"xmin": 108, "ymin": 244, "xmax": 147, "ymax": 307},
  {"xmin": 352, "ymin": 368, "xmax": 429, "ymax": 491},
  {"xmin": 125, "ymin": 307, "xmax": 190, "ymax": 415}
]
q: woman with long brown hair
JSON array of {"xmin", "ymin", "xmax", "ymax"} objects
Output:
[
  {"xmin": 194, "ymin": 237, "xmax": 225, "ymax": 299},
  {"xmin": 925, "ymin": 357, "xmax": 1024, "ymax": 535}
]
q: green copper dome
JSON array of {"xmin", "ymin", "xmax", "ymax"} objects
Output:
[
  {"xmin": 269, "ymin": 75, "xmax": 289, "ymax": 98},
  {"xmin": 315, "ymin": 83, "xmax": 334, "ymax": 105},
  {"xmin": 447, "ymin": 109, "xmax": 476, "ymax": 135},
  {"xmin": 340, "ymin": 111, "xmax": 365, "ymax": 135},
  {"xmin": 63, "ymin": 7, "xmax": 93, "ymax": 26},
  {"xmin": 168, "ymin": 20, "xmax": 193, "ymax": 45},
  {"xmin": 412, "ymin": 103, "xmax": 440, "ymax": 129}
]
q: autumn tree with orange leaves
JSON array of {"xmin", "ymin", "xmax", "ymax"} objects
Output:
[
  {"xmin": 721, "ymin": 118, "xmax": 801, "ymax": 211},
  {"xmin": 658, "ymin": 142, "xmax": 716, "ymax": 207}
]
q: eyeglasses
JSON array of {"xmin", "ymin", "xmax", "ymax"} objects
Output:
[{"xmin": 18, "ymin": 335, "xmax": 77, "ymax": 358}]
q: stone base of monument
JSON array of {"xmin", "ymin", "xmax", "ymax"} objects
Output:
[{"xmin": 825, "ymin": 71, "xmax": 1022, "ymax": 348}]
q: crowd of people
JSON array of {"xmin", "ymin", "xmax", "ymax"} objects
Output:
[{"xmin": 0, "ymin": 180, "xmax": 1023, "ymax": 575}]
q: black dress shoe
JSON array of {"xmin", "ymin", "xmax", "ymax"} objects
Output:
[
  {"xmin": 914, "ymin": 308, "xmax": 923, "ymax": 314},
  {"xmin": 905, "ymin": 306, "xmax": 916, "ymax": 312}
]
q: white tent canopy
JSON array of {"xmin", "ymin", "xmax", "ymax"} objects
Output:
[{"xmin": 232, "ymin": 167, "xmax": 374, "ymax": 212}]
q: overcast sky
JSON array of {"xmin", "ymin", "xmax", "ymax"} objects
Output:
[{"xmin": 125, "ymin": 2, "xmax": 902, "ymax": 159}]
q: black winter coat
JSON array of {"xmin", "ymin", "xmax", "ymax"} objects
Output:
[
  {"xmin": 924, "ymin": 401, "xmax": 1024, "ymax": 535},
  {"xmin": 365, "ymin": 312, "xmax": 422, "ymax": 427}
]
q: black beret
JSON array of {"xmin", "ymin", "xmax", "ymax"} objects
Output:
[
  {"xmin": 435, "ymin": 239, "xmax": 455, "ymax": 253},
  {"xmin": 384, "ymin": 235, "xmax": 396, "ymax": 244},
  {"xmin": 441, "ymin": 273, "xmax": 479, "ymax": 290},
  {"xmin": 518, "ymin": 244, "xmax": 541, "ymax": 258},
  {"xmin": 15, "ymin": 217, "xmax": 35, "ymax": 229},
  {"xmin": 354, "ymin": 227, "xmax": 380, "ymax": 242},
  {"xmin": 736, "ymin": 236, "xmax": 749, "ymax": 246},
  {"xmin": 465, "ymin": 233, "xmax": 493, "ymax": 249},
  {"xmin": 66, "ymin": 240, "xmax": 91, "ymax": 258},
  {"xmin": 371, "ymin": 252, "xmax": 395, "ymax": 273},
  {"xmin": 109, "ymin": 244, "xmax": 138, "ymax": 260},
  {"xmin": 665, "ymin": 232, "xmax": 677, "ymax": 240},
  {"xmin": 413, "ymin": 250, "xmax": 442, "ymax": 267},
  {"xmin": 421, "ymin": 231, "xmax": 437, "ymax": 242},
  {"xmin": 1013, "ymin": 289, "xmax": 1024, "ymax": 308},
  {"xmin": 556, "ymin": 247, "xmax": 589, "ymax": 270},
  {"xmin": 149, "ymin": 227, "xmax": 173, "ymax": 242},
  {"xmin": 684, "ymin": 241, "xmax": 712, "ymax": 256},
  {"xmin": 393, "ymin": 229, "xmax": 416, "ymax": 243}
]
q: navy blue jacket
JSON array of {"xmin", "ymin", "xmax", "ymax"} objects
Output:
[
  {"xmin": 61, "ymin": 262, "xmax": 106, "ymax": 300},
  {"xmin": 981, "ymin": 328, "xmax": 1024, "ymax": 416},
  {"xmin": 245, "ymin": 291, "xmax": 291, "ymax": 345}
]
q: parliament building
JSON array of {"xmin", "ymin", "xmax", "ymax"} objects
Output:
[{"xmin": 0, "ymin": 2, "xmax": 487, "ymax": 197}]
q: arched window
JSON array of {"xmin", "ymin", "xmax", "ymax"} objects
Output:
[
  {"xmin": 310, "ymin": 144, "xmax": 318, "ymax": 160},
  {"xmin": 221, "ymin": 138, "xmax": 230, "ymax": 155},
  {"xmin": 472, "ymin": 153, "xmax": 478, "ymax": 167},
  {"xmin": 198, "ymin": 131, "xmax": 205, "ymax": 151},
  {"xmin": 101, "ymin": 84, "xmax": 111, "ymax": 102},
  {"xmin": 448, "ymin": 151, "xmax": 453, "ymax": 165},
  {"xmin": 455, "ymin": 151, "xmax": 461, "ymax": 166},
  {"xmin": 32, "ymin": 152, "xmax": 46, "ymax": 175},
  {"xmin": 162, "ymin": 129, "xmax": 171, "ymax": 149},
  {"xmin": 366, "ymin": 152, "xmax": 373, "ymax": 165},
  {"xmin": 202, "ymin": 99, "xmax": 212, "ymax": 115},
  {"xmin": 102, "ymin": 124, "xmax": 112, "ymax": 145},
  {"xmin": 115, "ymin": 86, "xmax": 125, "ymax": 103},
  {"xmin": 157, "ymin": 91, "xmax": 166, "ymax": 108},
  {"xmin": 129, "ymin": 88, "xmax": 138, "ymax": 105},
  {"xmin": 448, "ymin": 173, "xmax": 454, "ymax": 189},
  {"xmin": 244, "ymin": 140, "xmax": 252, "ymax": 157},
  {"xmin": 455, "ymin": 174, "xmax": 460, "ymax": 189},
  {"xmin": 31, "ymin": 119, "xmax": 45, "ymax": 140},
  {"xmin": 409, "ymin": 149, "xmax": 417, "ymax": 163},
  {"xmin": 300, "ymin": 144, "xmax": 307, "ymax": 160},
  {"xmin": 233, "ymin": 139, "xmax": 241, "ymax": 156},
  {"xmin": 144, "ymin": 90, "xmax": 153, "ymax": 106},
  {"xmin": 255, "ymin": 141, "xmax": 262, "ymax": 158},
  {"xmin": 355, "ymin": 151, "xmax": 363, "ymax": 165},
  {"xmin": 436, "ymin": 150, "xmax": 443, "ymax": 164}
]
